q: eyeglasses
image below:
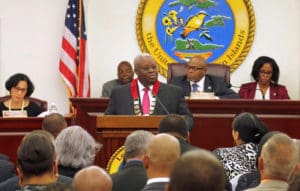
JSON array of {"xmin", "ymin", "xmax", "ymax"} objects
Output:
[
  {"xmin": 12, "ymin": 86, "xmax": 27, "ymax": 93},
  {"xmin": 185, "ymin": 65, "xmax": 205, "ymax": 71},
  {"xmin": 259, "ymin": 70, "xmax": 272, "ymax": 76}
]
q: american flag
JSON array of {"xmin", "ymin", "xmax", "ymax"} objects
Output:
[{"xmin": 59, "ymin": 0, "xmax": 90, "ymax": 97}]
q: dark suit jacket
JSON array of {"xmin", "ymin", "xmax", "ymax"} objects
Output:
[
  {"xmin": 105, "ymin": 82, "xmax": 194, "ymax": 130},
  {"xmin": 141, "ymin": 181, "xmax": 168, "ymax": 191},
  {"xmin": 171, "ymin": 75, "xmax": 239, "ymax": 99},
  {"xmin": 0, "ymin": 154, "xmax": 15, "ymax": 183},
  {"xmin": 111, "ymin": 160, "xmax": 147, "ymax": 191},
  {"xmin": 177, "ymin": 137, "xmax": 199, "ymax": 155},
  {"xmin": 238, "ymin": 82, "xmax": 290, "ymax": 99}
]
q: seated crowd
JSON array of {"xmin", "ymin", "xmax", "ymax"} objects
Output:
[{"xmin": 0, "ymin": 113, "xmax": 299, "ymax": 191}]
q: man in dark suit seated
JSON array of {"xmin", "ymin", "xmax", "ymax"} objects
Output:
[
  {"xmin": 158, "ymin": 114, "xmax": 198, "ymax": 155},
  {"xmin": 141, "ymin": 134, "xmax": 180, "ymax": 191},
  {"xmin": 0, "ymin": 130, "xmax": 72, "ymax": 191},
  {"xmin": 101, "ymin": 61, "xmax": 134, "ymax": 97},
  {"xmin": 171, "ymin": 55, "xmax": 239, "ymax": 99},
  {"xmin": 105, "ymin": 53, "xmax": 194, "ymax": 130},
  {"xmin": 111, "ymin": 130, "xmax": 154, "ymax": 191},
  {"xmin": 0, "ymin": 153, "xmax": 15, "ymax": 183}
]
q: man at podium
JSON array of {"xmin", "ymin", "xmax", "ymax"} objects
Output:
[{"xmin": 105, "ymin": 53, "xmax": 194, "ymax": 130}]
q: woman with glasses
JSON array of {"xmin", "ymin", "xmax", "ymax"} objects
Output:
[
  {"xmin": 0, "ymin": 73, "xmax": 42, "ymax": 117},
  {"xmin": 238, "ymin": 56, "xmax": 290, "ymax": 99}
]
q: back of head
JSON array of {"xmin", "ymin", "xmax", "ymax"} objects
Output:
[
  {"xmin": 42, "ymin": 113, "xmax": 67, "ymax": 138},
  {"xmin": 145, "ymin": 133, "xmax": 180, "ymax": 175},
  {"xmin": 73, "ymin": 166, "xmax": 112, "ymax": 191},
  {"xmin": 260, "ymin": 133, "xmax": 299, "ymax": 180},
  {"xmin": 158, "ymin": 114, "xmax": 188, "ymax": 138},
  {"xmin": 232, "ymin": 112, "xmax": 269, "ymax": 144},
  {"xmin": 17, "ymin": 130, "xmax": 55, "ymax": 178},
  {"xmin": 55, "ymin": 125, "xmax": 100, "ymax": 168},
  {"xmin": 124, "ymin": 130, "xmax": 154, "ymax": 161},
  {"xmin": 169, "ymin": 149, "xmax": 226, "ymax": 191}
]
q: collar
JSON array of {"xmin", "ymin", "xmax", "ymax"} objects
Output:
[
  {"xmin": 138, "ymin": 80, "xmax": 153, "ymax": 93},
  {"xmin": 147, "ymin": 177, "xmax": 170, "ymax": 185}
]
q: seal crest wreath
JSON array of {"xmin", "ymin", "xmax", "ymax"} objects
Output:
[{"xmin": 136, "ymin": 0, "xmax": 255, "ymax": 77}]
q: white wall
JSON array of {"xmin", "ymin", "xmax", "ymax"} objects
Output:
[{"xmin": 0, "ymin": 0, "xmax": 299, "ymax": 114}]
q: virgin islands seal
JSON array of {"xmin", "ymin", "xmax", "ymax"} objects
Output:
[{"xmin": 136, "ymin": 0, "xmax": 255, "ymax": 77}]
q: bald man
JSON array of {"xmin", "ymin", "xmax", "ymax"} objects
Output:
[
  {"xmin": 141, "ymin": 133, "xmax": 180, "ymax": 191},
  {"xmin": 73, "ymin": 166, "xmax": 112, "ymax": 191},
  {"xmin": 247, "ymin": 133, "xmax": 299, "ymax": 191}
]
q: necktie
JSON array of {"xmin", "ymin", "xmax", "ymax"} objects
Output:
[
  {"xmin": 192, "ymin": 83, "xmax": 198, "ymax": 92},
  {"xmin": 142, "ymin": 87, "xmax": 150, "ymax": 114}
]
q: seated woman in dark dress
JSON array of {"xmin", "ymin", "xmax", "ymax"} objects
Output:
[{"xmin": 0, "ymin": 73, "xmax": 42, "ymax": 117}]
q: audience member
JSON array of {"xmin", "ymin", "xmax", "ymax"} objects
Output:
[
  {"xmin": 213, "ymin": 112, "xmax": 269, "ymax": 180},
  {"xmin": 141, "ymin": 133, "xmax": 180, "ymax": 191},
  {"xmin": 105, "ymin": 53, "xmax": 194, "ymax": 130},
  {"xmin": 101, "ymin": 61, "xmax": 134, "ymax": 97},
  {"xmin": 42, "ymin": 113, "xmax": 67, "ymax": 138},
  {"xmin": 167, "ymin": 149, "xmax": 226, "ymax": 191},
  {"xmin": 55, "ymin": 125, "xmax": 101, "ymax": 178},
  {"xmin": 239, "ymin": 56, "xmax": 290, "ymax": 99},
  {"xmin": 171, "ymin": 55, "xmax": 239, "ymax": 98},
  {"xmin": 17, "ymin": 130, "xmax": 58, "ymax": 190},
  {"xmin": 246, "ymin": 133, "xmax": 298, "ymax": 191},
  {"xmin": 235, "ymin": 131, "xmax": 280, "ymax": 191},
  {"xmin": 158, "ymin": 114, "xmax": 198, "ymax": 154},
  {"xmin": 0, "ymin": 73, "xmax": 42, "ymax": 117},
  {"xmin": 0, "ymin": 153, "xmax": 15, "ymax": 183},
  {"xmin": 111, "ymin": 130, "xmax": 154, "ymax": 191},
  {"xmin": 73, "ymin": 165, "xmax": 112, "ymax": 191}
]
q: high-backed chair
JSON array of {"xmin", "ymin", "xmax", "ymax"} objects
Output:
[
  {"xmin": 167, "ymin": 63, "xmax": 230, "ymax": 85},
  {"xmin": 0, "ymin": 96, "xmax": 48, "ymax": 112}
]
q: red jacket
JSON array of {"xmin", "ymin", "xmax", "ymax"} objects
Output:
[{"xmin": 238, "ymin": 82, "xmax": 290, "ymax": 99}]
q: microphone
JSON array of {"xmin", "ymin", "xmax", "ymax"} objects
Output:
[
  {"xmin": 155, "ymin": 95, "xmax": 170, "ymax": 115},
  {"xmin": 227, "ymin": 83, "xmax": 241, "ymax": 89}
]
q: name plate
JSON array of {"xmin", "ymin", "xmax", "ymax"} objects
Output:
[
  {"xmin": 189, "ymin": 92, "xmax": 218, "ymax": 100},
  {"xmin": 2, "ymin": 110, "xmax": 28, "ymax": 118}
]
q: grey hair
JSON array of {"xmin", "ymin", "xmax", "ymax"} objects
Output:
[
  {"xmin": 261, "ymin": 133, "xmax": 299, "ymax": 180},
  {"xmin": 124, "ymin": 130, "xmax": 154, "ymax": 160},
  {"xmin": 55, "ymin": 125, "xmax": 100, "ymax": 168},
  {"xmin": 133, "ymin": 53, "xmax": 155, "ymax": 68}
]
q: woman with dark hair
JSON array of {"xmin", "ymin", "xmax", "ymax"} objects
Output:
[
  {"xmin": 0, "ymin": 73, "xmax": 42, "ymax": 117},
  {"xmin": 213, "ymin": 112, "xmax": 269, "ymax": 181},
  {"xmin": 238, "ymin": 56, "xmax": 290, "ymax": 99}
]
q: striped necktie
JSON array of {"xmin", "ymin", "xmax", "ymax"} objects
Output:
[{"xmin": 192, "ymin": 83, "xmax": 198, "ymax": 92}]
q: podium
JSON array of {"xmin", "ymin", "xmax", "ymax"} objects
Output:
[{"xmin": 89, "ymin": 115, "xmax": 164, "ymax": 167}]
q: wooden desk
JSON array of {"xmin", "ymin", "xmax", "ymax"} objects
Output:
[{"xmin": 0, "ymin": 116, "xmax": 74, "ymax": 165}]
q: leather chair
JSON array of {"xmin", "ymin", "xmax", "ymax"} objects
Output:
[
  {"xmin": 0, "ymin": 96, "xmax": 48, "ymax": 112},
  {"xmin": 167, "ymin": 63, "xmax": 230, "ymax": 84}
]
